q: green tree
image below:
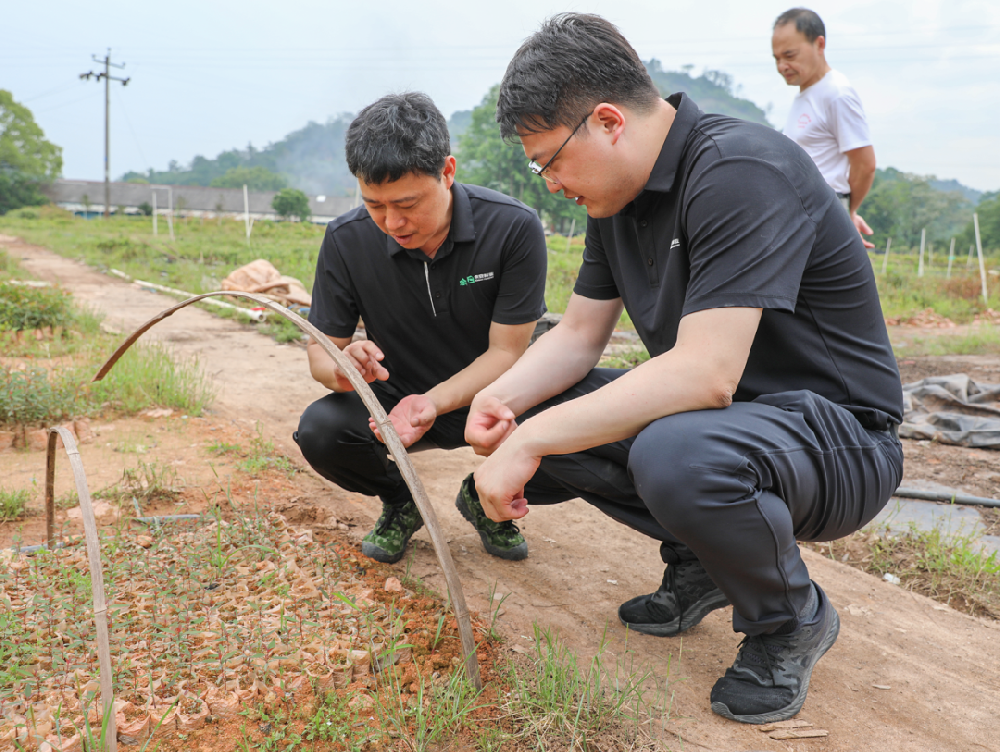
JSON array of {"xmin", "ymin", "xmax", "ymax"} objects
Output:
[
  {"xmin": 456, "ymin": 85, "xmax": 585, "ymax": 232},
  {"xmin": 210, "ymin": 165, "xmax": 287, "ymax": 191},
  {"xmin": 957, "ymin": 194, "xmax": 1000, "ymax": 254},
  {"xmin": 271, "ymin": 188, "xmax": 311, "ymax": 221},
  {"xmin": 0, "ymin": 90, "xmax": 62, "ymax": 215},
  {"xmin": 863, "ymin": 167, "xmax": 974, "ymax": 250}
]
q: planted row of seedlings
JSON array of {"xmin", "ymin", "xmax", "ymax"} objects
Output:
[{"xmin": 0, "ymin": 505, "xmax": 471, "ymax": 751}]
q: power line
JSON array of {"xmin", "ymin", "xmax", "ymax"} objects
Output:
[{"xmin": 79, "ymin": 49, "xmax": 130, "ymax": 218}]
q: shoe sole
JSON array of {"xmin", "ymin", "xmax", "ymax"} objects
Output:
[
  {"xmin": 711, "ymin": 607, "xmax": 841, "ymax": 724},
  {"xmin": 455, "ymin": 493, "xmax": 528, "ymax": 561},
  {"xmin": 618, "ymin": 589, "xmax": 730, "ymax": 637}
]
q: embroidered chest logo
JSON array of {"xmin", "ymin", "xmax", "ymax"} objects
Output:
[{"xmin": 459, "ymin": 271, "xmax": 495, "ymax": 286}]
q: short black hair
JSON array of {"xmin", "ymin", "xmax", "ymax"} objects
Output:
[
  {"xmin": 345, "ymin": 92, "xmax": 450, "ymax": 184},
  {"xmin": 496, "ymin": 13, "xmax": 661, "ymax": 142},
  {"xmin": 774, "ymin": 8, "xmax": 826, "ymax": 42}
]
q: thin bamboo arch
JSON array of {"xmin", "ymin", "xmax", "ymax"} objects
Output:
[{"xmin": 92, "ymin": 291, "xmax": 482, "ymax": 690}]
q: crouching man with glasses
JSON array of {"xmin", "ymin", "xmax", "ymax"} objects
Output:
[{"xmin": 465, "ymin": 13, "xmax": 903, "ymax": 724}]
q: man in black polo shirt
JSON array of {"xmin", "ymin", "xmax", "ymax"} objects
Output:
[
  {"xmin": 294, "ymin": 92, "xmax": 547, "ymax": 565},
  {"xmin": 466, "ymin": 14, "xmax": 903, "ymax": 725}
]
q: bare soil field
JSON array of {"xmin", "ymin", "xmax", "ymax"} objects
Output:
[{"xmin": 4, "ymin": 236, "xmax": 1000, "ymax": 752}]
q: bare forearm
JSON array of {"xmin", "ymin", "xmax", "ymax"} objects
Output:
[
  {"xmin": 848, "ymin": 171, "xmax": 874, "ymax": 214},
  {"xmin": 307, "ymin": 340, "xmax": 348, "ymax": 391},
  {"xmin": 513, "ymin": 348, "xmax": 735, "ymax": 456},
  {"xmin": 846, "ymin": 146, "xmax": 876, "ymax": 214},
  {"xmin": 479, "ymin": 323, "xmax": 607, "ymax": 416},
  {"xmin": 426, "ymin": 346, "xmax": 526, "ymax": 415}
]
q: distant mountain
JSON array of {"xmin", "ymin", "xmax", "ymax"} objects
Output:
[
  {"xmin": 644, "ymin": 60, "xmax": 773, "ymax": 127},
  {"xmin": 448, "ymin": 110, "xmax": 472, "ymax": 146},
  {"xmin": 928, "ymin": 177, "xmax": 983, "ymax": 205},
  {"xmin": 123, "ymin": 114, "xmax": 356, "ymax": 197},
  {"xmin": 119, "ymin": 66, "xmax": 774, "ymax": 194}
]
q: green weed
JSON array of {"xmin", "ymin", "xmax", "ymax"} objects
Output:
[
  {"xmin": 0, "ymin": 281, "xmax": 73, "ymax": 332},
  {"xmin": 303, "ymin": 690, "xmax": 366, "ymax": 748},
  {"xmin": 261, "ymin": 313, "xmax": 307, "ymax": 344},
  {"xmin": 206, "ymin": 441, "xmax": 242, "ymax": 456},
  {"xmin": 890, "ymin": 327, "xmax": 1000, "ymax": 357},
  {"xmin": 88, "ymin": 342, "xmax": 215, "ymax": 416},
  {"xmin": 504, "ymin": 625, "xmax": 658, "ymax": 750},
  {"xmin": 0, "ymin": 364, "xmax": 80, "ymax": 425},
  {"xmin": 0, "ymin": 487, "xmax": 31, "ymax": 520},
  {"xmin": 238, "ymin": 426, "xmax": 296, "ymax": 477},
  {"xmin": 816, "ymin": 522, "xmax": 1000, "ymax": 619}
]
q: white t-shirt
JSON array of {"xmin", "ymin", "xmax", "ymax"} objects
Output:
[{"xmin": 783, "ymin": 69, "xmax": 872, "ymax": 195}]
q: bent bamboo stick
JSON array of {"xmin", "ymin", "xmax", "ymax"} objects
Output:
[
  {"xmin": 92, "ymin": 291, "xmax": 483, "ymax": 689},
  {"xmin": 47, "ymin": 427, "xmax": 118, "ymax": 751}
]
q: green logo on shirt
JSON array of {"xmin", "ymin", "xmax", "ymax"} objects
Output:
[{"xmin": 459, "ymin": 271, "xmax": 495, "ymax": 286}]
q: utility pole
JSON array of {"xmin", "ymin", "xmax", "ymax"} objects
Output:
[{"xmin": 80, "ymin": 49, "xmax": 130, "ymax": 218}]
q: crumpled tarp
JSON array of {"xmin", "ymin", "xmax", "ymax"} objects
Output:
[
  {"xmin": 221, "ymin": 258, "xmax": 312, "ymax": 307},
  {"xmin": 900, "ymin": 374, "xmax": 1000, "ymax": 448}
]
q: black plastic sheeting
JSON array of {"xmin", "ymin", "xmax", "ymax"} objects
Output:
[{"xmin": 900, "ymin": 374, "xmax": 1000, "ymax": 448}]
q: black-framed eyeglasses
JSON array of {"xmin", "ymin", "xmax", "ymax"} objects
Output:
[{"xmin": 527, "ymin": 110, "xmax": 593, "ymax": 183}]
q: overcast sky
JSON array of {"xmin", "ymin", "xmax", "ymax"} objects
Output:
[{"xmin": 4, "ymin": 0, "xmax": 998, "ymax": 192}]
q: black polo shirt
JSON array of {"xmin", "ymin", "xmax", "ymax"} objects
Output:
[
  {"xmin": 575, "ymin": 93, "xmax": 902, "ymax": 427},
  {"xmin": 309, "ymin": 182, "xmax": 547, "ymax": 397}
]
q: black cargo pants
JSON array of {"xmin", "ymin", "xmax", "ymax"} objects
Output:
[{"xmin": 517, "ymin": 369, "xmax": 904, "ymax": 636}]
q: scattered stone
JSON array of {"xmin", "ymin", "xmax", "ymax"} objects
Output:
[
  {"xmin": 384, "ymin": 577, "xmax": 403, "ymax": 592},
  {"xmin": 135, "ymin": 535, "xmax": 154, "ymax": 549},
  {"xmin": 67, "ymin": 501, "xmax": 118, "ymax": 523},
  {"xmin": 757, "ymin": 720, "xmax": 812, "ymax": 731},
  {"xmin": 74, "ymin": 420, "xmax": 94, "ymax": 444},
  {"xmin": 25, "ymin": 428, "xmax": 49, "ymax": 452},
  {"xmin": 142, "ymin": 408, "xmax": 174, "ymax": 418},
  {"xmin": 769, "ymin": 729, "xmax": 829, "ymax": 739}
]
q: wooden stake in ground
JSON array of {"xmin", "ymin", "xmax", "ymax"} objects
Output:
[
  {"xmin": 968, "ymin": 243, "xmax": 975, "ymax": 269},
  {"xmin": 918, "ymin": 228, "xmax": 926, "ymax": 277},
  {"xmin": 46, "ymin": 427, "xmax": 118, "ymax": 752},
  {"xmin": 974, "ymin": 212, "xmax": 988, "ymax": 306},
  {"xmin": 881, "ymin": 237, "xmax": 891, "ymax": 275},
  {"xmin": 947, "ymin": 237, "xmax": 955, "ymax": 279},
  {"xmin": 92, "ymin": 291, "xmax": 484, "ymax": 690}
]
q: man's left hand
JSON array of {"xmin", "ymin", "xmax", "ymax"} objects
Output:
[
  {"xmin": 370, "ymin": 394, "xmax": 438, "ymax": 448},
  {"xmin": 852, "ymin": 212, "xmax": 875, "ymax": 249}
]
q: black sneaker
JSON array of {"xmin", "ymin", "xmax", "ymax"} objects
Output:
[
  {"xmin": 361, "ymin": 499, "xmax": 424, "ymax": 564},
  {"xmin": 455, "ymin": 474, "xmax": 528, "ymax": 561},
  {"xmin": 618, "ymin": 560, "xmax": 729, "ymax": 637},
  {"xmin": 710, "ymin": 584, "xmax": 840, "ymax": 724}
]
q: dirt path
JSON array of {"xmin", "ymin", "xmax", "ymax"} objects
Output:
[{"xmin": 6, "ymin": 236, "xmax": 1000, "ymax": 752}]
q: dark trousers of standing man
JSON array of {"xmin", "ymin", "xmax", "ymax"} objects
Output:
[{"xmin": 518, "ymin": 369, "xmax": 904, "ymax": 637}]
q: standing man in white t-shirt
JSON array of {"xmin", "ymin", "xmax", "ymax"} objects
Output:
[{"xmin": 772, "ymin": 8, "xmax": 876, "ymax": 248}]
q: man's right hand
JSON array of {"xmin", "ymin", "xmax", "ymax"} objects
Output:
[
  {"xmin": 465, "ymin": 394, "xmax": 518, "ymax": 456},
  {"xmin": 330, "ymin": 340, "xmax": 390, "ymax": 391}
]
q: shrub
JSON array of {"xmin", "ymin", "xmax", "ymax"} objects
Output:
[
  {"xmin": 0, "ymin": 364, "xmax": 79, "ymax": 425},
  {"xmin": 272, "ymin": 188, "xmax": 311, "ymax": 222},
  {"xmin": 0, "ymin": 281, "xmax": 73, "ymax": 331}
]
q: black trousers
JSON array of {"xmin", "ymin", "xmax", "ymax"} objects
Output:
[
  {"xmin": 519, "ymin": 369, "xmax": 904, "ymax": 636},
  {"xmin": 293, "ymin": 381, "xmax": 575, "ymax": 507}
]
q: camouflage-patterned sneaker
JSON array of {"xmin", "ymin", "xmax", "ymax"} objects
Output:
[
  {"xmin": 361, "ymin": 499, "xmax": 424, "ymax": 564},
  {"xmin": 455, "ymin": 474, "xmax": 528, "ymax": 561}
]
